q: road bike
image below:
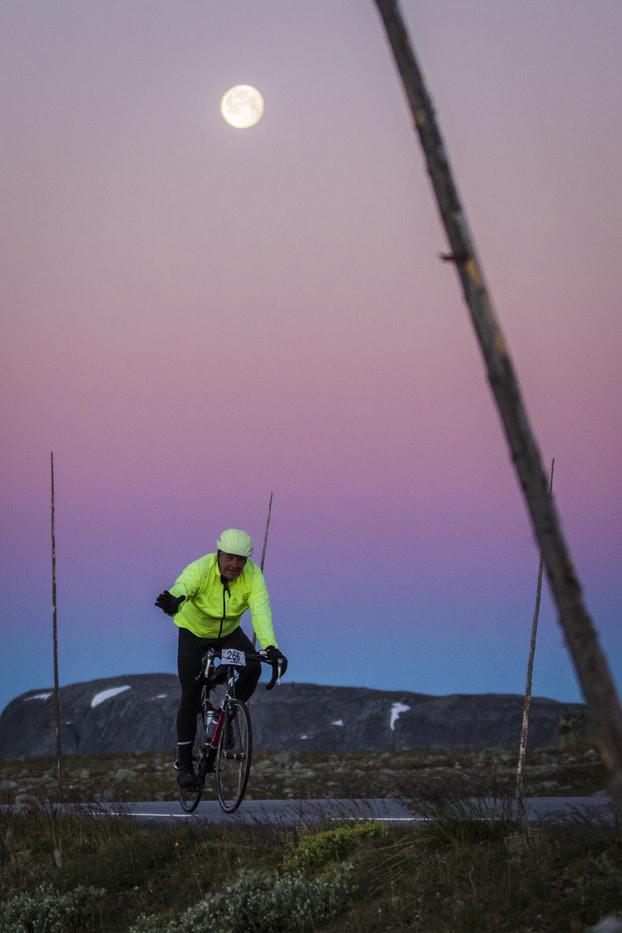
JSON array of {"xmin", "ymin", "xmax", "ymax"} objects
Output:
[{"xmin": 176, "ymin": 647, "xmax": 283, "ymax": 814}]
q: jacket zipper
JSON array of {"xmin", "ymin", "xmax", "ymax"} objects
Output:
[{"xmin": 218, "ymin": 577, "xmax": 230, "ymax": 639}]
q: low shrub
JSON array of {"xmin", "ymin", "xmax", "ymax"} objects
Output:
[
  {"xmin": 0, "ymin": 883, "xmax": 106, "ymax": 932},
  {"xmin": 283, "ymin": 820, "xmax": 389, "ymax": 872},
  {"xmin": 129, "ymin": 865, "xmax": 354, "ymax": 933}
]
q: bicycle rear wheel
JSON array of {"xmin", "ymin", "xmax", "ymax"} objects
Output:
[
  {"xmin": 178, "ymin": 721, "xmax": 207, "ymax": 813},
  {"xmin": 215, "ymin": 698, "xmax": 252, "ymax": 813},
  {"xmin": 178, "ymin": 767, "xmax": 203, "ymax": 812}
]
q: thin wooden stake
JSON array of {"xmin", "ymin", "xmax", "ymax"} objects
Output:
[
  {"xmin": 260, "ymin": 491, "xmax": 273, "ymax": 573},
  {"xmin": 51, "ymin": 452, "xmax": 63, "ymax": 799},
  {"xmin": 374, "ymin": 0, "xmax": 622, "ymax": 825},
  {"xmin": 253, "ymin": 492, "xmax": 274, "ymax": 649},
  {"xmin": 516, "ymin": 458, "xmax": 555, "ymax": 799}
]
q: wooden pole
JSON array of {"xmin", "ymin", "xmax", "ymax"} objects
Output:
[
  {"xmin": 253, "ymin": 492, "xmax": 274, "ymax": 649},
  {"xmin": 260, "ymin": 491, "xmax": 273, "ymax": 573},
  {"xmin": 50, "ymin": 452, "xmax": 63, "ymax": 799},
  {"xmin": 374, "ymin": 0, "xmax": 622, "ymax": 823},
  {"xmin": 516, "ymin": 459, "xmax": 555, "ymax": 799}
]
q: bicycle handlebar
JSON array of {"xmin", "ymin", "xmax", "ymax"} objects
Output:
[{"xmin": 200, "ymin": 647, "xmax": 284, "ymax": 691}]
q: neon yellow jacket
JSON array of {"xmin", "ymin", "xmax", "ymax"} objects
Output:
[{"xmin": 168, "ymin": 552, "xmax": 277, "ymax": 648}]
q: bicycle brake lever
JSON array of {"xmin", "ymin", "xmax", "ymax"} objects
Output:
[
  {"xmin": 265, "ymin": 660, "xmax": 281, "ymax": 691},
  {"xmin": 198, "ymin": 650, "xmax": 214, "ymax": 683}
]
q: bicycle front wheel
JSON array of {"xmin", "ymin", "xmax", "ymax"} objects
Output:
[{"xmin": 215, "ymin": 698, "xmax": 252, "ymax": 813}]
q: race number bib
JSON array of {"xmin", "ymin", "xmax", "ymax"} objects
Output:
[{"xmin": 221, "ymin": 648, "xmax": 246, "ymax": 667}]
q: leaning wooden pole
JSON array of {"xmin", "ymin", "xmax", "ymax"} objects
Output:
[
  {"xmin": 516, "ymin": 458, "xmax": 555, "ymax": 800},
  {"xmin": 50, "ymin": 452, "xmax": 64, "ymax": 799},
  {"xmin": 374, "ymin": 0, "xmax": 622, "ymax": 821}
]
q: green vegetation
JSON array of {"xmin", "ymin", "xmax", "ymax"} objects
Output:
[
  {"xmin": 0, "ymin": 748, "xmax": 618, "ymax": 930},
  {"xmin": 0, "ymin": 800, "xmax": 620, "ymax": 932},
  {"xmin": 282, "ymin": 821, "xmax": 389, "ymax": 872}
]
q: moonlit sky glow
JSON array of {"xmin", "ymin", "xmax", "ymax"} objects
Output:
[{"xmin": 1, "ymin": 1, "xmax": 621, "ymax": 716}]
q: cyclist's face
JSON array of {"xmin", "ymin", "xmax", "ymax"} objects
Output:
[{"xmin": 218, "ymin": 552, "xmax": 247, "ymax": 581}]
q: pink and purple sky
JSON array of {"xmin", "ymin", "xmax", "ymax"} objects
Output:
[{"xmin": 2, "ymin": 1, "xmax": 621, "ymax": 717}]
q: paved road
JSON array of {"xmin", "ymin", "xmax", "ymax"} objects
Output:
[{"xmin": 88, "ymin": 796, "xmax": 615, "ymax": 827}]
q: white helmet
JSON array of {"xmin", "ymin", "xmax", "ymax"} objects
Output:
[{"xmin": 216, "ymin": 528, "xmax": 253, "ymax": 558}]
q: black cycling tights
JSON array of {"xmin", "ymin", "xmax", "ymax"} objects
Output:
[{"xmin": 176, "ymin": 626, "xmax": 261, "ymax": 743}]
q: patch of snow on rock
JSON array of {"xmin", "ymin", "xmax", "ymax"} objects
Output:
[
  {"xmin": 24, "ymin": 693, "xmax": 53, "ymax": 702},
  {"xmin": 331, "ymin": 719, "xmax": 344, "ymax": 726},
  {"xmin": 91, "ymin": 686, "xmax": 131, "ymax": 708},
  {"xmin": 390, "ymin": 702, "xmax": 410, "ymax": 730}
]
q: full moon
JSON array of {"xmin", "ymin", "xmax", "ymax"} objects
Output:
[{"xmin": 220, "ymin": 85, "xmax": 264, "ymax": 129}]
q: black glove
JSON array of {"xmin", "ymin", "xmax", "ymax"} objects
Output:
[
  {"xmin": 155, "ymin": 591, "xmax": 185, "ymax": 616},
  {"xmin": 262, "ymin": 645, "xmax": 288, "ymax": 677}
]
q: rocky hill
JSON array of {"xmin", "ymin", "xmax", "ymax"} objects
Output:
[{"xmin": 0, "ymin": 675, "xmax": 588, "ymax": 759}]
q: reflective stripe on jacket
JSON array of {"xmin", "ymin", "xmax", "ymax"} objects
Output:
[{"xmin": 168, "ymin": 552, "xmax": 277, "ymax": 648}]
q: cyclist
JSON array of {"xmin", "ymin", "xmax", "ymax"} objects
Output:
[{"xmin": 155, "ymin": 528, "xmax": 287, "ymax": 787}]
